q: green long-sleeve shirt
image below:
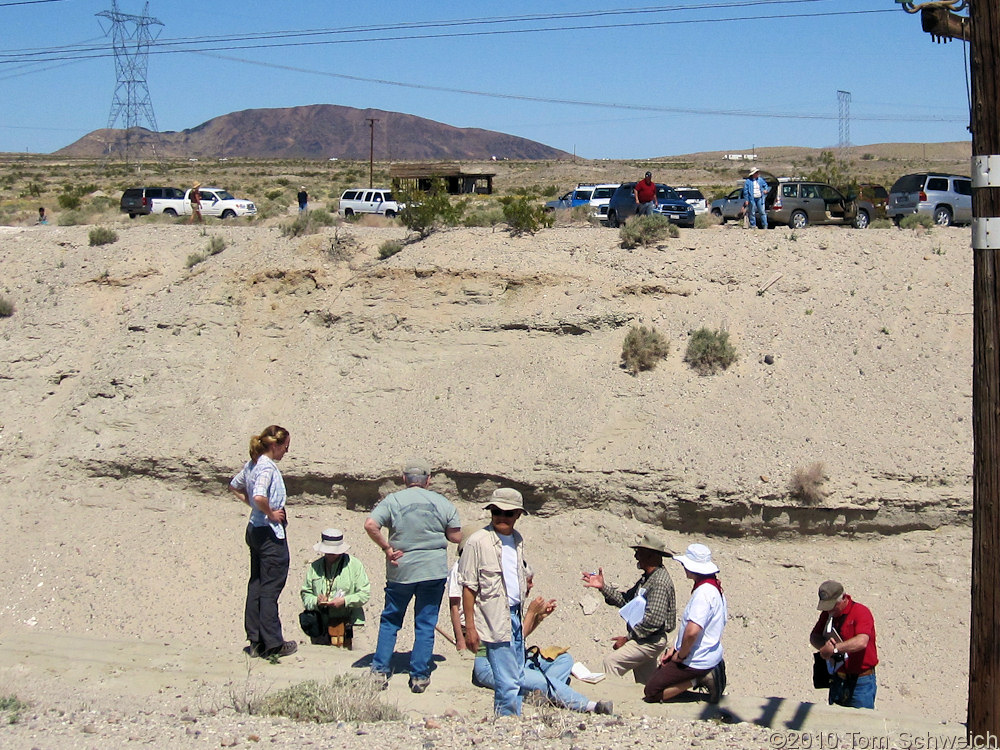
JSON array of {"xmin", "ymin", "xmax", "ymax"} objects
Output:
[{"xmin": 300, "ymin": 555, "xmax": 371, "ymax": 626}]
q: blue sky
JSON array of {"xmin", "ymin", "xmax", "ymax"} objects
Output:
[{"xmin": 0, "ymin": 0, "xmax": 971, "ymax": 158}]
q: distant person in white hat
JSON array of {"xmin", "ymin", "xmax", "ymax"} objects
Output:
[
  {"xmin": 742, "ymin": 167, "xmax": 769, "ymax": 229},
  {"xmin": 581, "ymin": 532, "xmax": 677, "ymax": 684},
  {"xmin": 643, "ymin": 543, "xmax": 727, "ymax": 704},
  {"xmin": 364, "ymin": 458, "xmax": 462, "ymax": 693},
  {"xmin": 299, "ymin": 528, "xmax": 370, "ymax": 648}
]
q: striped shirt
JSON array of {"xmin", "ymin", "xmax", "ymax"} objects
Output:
[{"xmin": 231, "ymin": 455, "xmax": 287, "ymax": 540}]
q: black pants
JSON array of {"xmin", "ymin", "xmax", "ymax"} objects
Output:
[{"xmin": 244, "ymin": 523, "xmax": 289, "ymax": 650}]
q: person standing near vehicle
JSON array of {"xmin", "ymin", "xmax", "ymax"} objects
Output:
[
  {"xmin": 229, "ymin": 424, "xmax": 297, "ymax": 659},
  {"xmin": 742, "ymin": 167, "xmax": 769, "ymax": 229},
  {"xmin": 633, "ymin": 172, "xmax": 658, "ymax": 216},
  {"xmin": 189, "ymin": 182, "xmax": 203, "ymax": 224}
]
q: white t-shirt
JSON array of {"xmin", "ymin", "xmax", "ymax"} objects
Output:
[
  {"xmin": 675, "ymin": 582, "xmax": 727, "ymax": 670},
  {"xmin": 497, "ymin": 532, "xmax": 521, "ymax": 607}
]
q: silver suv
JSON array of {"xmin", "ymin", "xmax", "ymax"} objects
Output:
[{"xmin": 887, "ymin": 173, "xmax": 972, "ymax": 226}]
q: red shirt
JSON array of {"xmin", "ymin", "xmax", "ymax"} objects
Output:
[
  {"xmin": 811, "ymin": 595, "xmax": 878, "ymax": 673},
  {"xmin": 634, "ymin": 178, "xmax": 657, "ymax": 203}
]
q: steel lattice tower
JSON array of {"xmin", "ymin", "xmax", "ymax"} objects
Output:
[
  {"xmin": 837, "ymin": 90, "xmax": 851, "ymax": 151},
  {"xmin": 98, "ymin": 1, "xmax": 163, "ymax": 166}
]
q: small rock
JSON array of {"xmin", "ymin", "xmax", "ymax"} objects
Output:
[
  {"xmin": 82, "ymin": 724, "xmax": 98, "ymax": 734},
  {"xmin": 442, "ymin": 708, "xmax": 460, "ymax": 718},
  {"xmin": 760, "ymin": 475, "xmax": 770, "ymax": 482},
  {"xmin": 425, "ymin": 719, "xmax": 441, "ymax": 730},
  {"xmin": 220, "ymin": 736, "xmax": 238, "ymax": 747},
  {"xmin": 763, "ymin": 354, "xmax": 774, "ymax": 365}
]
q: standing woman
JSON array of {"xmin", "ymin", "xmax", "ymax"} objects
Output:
[{"xmin": 230, "ymin": 425, "xmax": 297, "ymax": 658}]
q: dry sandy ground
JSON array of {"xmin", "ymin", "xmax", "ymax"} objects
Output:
[{"xmin": 0, "ymin": 215, "xmax": 976, "ymax": 746}]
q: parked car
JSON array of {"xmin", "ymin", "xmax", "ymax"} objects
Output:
[
  {"xmin": 589, "ymin": 183, "xmax": 621, "ymax": 222},
  {"xmin": 887, "ymin": 173, "xmax": 972, "ymax": 226},
  {"xmin": 675, "ymin": 187, "xmax": 708, "ymax": 215},
  {"xmin": 148, "ymin": 187, "xmax": 257, "ymax": 219},
  {"xmin": 338, "ymin": 188, "xmax": 403, "ymax": 218},
  {"xmin": 120, "ymin": 186, "xmax": 185, "ymax": 218},
  {"xmin": 766, "ymin": 180, "xmax": 867, "ymax": 229},
  {"xmin": 544, "ymin": 184, "xmax": 596, "ymax": 211},
  {"xmin": 855, "ymin": 183, "xmax": 889, "ymax": 220},
  {"xmin": 606, "ymin": 183, "xmax": 696, "ymax": 228},
  {"xmin": 710, "ymin": 188, "xmax": 746, "ymax": 223}
]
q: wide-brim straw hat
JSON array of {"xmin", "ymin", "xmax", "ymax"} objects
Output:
[{"xmin": 630, "ymin": 533, "xmax": 673, "ymax": 556}]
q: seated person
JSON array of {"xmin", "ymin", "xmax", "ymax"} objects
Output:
[
  {"xmin": 300, "ymin": 528, "xmax": 370, "ymax": 648},
  {"xmin": 447, "ymin": 537, "xmax": 612, "ymax": 715}
]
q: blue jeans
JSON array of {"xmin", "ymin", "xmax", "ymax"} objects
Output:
[
  {"xmin": 474, "ymin": 651, "xmax": 590, "ymax": 712},
  {"xmin": 747, "ymin": 196, "xmax": 767, "ymax": 228},
  {"xmin": 637, "ymin": 202, "xmax": 655, "ymax": 216},
  {"xmin": 829, "ymin": 672, "xmax": 876, "ymax": 709},
  {"xmin": 372, "ymin": 578, "xmax": 446, "ymax": 680},
  {"xmin": 484, "ymin": 606, "xmax": 525, "ymax": 716}
]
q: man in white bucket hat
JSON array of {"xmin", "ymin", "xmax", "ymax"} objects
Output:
[{"xmin": 643, "ymin": 543, "xmax": 727, "ymax": 704}]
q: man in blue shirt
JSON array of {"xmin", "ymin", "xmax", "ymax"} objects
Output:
[
  {"xmin": 742, "ymin": 167, "xmax": 770, "ymax": 229},
  {"xmin": 364, "ymin": 458, "xmax": 462, "ymax": 693}
]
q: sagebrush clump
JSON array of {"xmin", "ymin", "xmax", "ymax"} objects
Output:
[
  {"xmin": 900, "ymin": 213, "xmax": 934, "ymax": 229},
  {"xmin": 257, "ymin": 676, "xmax": 404, "ymax": 723},
  {"xmin": 621, "ymin": 325, "xmax": 671, "ymax": 375},
  {"xmin": 379, "ymin": 239, "xmax": 404, "ymax": 259},
  {"xmin": 789, "ymin": 462, "xmax": 828, "ymax": 504},
  {"xmin": 684, "ymin": 327, "xmax": 737, "ymax": 375},
  {"xmin": 88, "ymin": 227, "xmax": 118, "ymax": 246},
  {"xmin": 619, "ymin": 214, "xmax": 678, "ymax": 249},
  {"xmin": 500, "ymin": 196, "xmax": 553, "ymax": 235}
]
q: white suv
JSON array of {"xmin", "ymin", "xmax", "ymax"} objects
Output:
[
  {"xmin": 675, "ymin": 187, "xmax": 708, "ymax": 215},
  {"xmin": 338, "ymin": 188, "xmax": 403, "ymax": 218},
  {"xmin": 589, "ymin": 183, "xmax": 621, "ymax": 222}
]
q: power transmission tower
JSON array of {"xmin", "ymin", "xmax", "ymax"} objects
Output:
[
  {"xmin": 98, "ymin": 1, "xmax": 163, "ymax": 167},
  {"xmin": 837, "ymin": 90, "xmax": 851, "ymax": 152}
]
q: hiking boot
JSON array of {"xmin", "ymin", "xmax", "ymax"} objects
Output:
[
  {"xmin": 409, "ymin": 676, "xmax": 430, "ymax": 694},
  {"xmin": 263, "ymin": 640, "xmax": 298, "ymax": 659},
  {"xmin": 594, "ymin": 700, "xmax": 614, "ymax": 715},
  {"xmin": 703, "ymin": 663, "xmax": 724, "ymax": 704},
  {"xmin": 244, "ymin": 642, "xmax": 263, "ymax": 658}
]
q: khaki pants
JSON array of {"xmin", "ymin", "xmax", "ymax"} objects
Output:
[{"xmin": 603, "ymin": 635, "xmax": 669, "ymax": 684}]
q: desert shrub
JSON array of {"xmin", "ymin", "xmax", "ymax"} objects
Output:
[
  {"xmin": 379, "ymin": 239, "xmax": 404, "ymax": 259},
  {"xmin": 57, "ymin": 211, "xmax": 83, "ymax": 226},
  {"xmin": 88, "ymin": 227, "xmax": 118, "ymax": 246},
  {"xmin": 695, "ymin": 212, "xmax": 721, "ymax": 228},
  {"xmin": 0, "ymin": 693, "xmax": 27, "ymax": 724},
  {"xmin": 24, "ymin": 181, "xmax": 43, "ymax": 197},
  {"xmin": 900, "ymin": 213, "xmax": 934, "ymax": 229},
  {"xmin": 621, "ymin": 325, "xmax": 671, "ymax": 376},
  {"xmin": 399, "ymin": 181, "xmax": 463, "ymax": 237},
  {"xmin": 870, "ymin": 218, "xmax": 893, "ymax": 229},
  {"xmin": 789, "ymin": 462, "xmax": 828, "ymax": 504},
  {"xmin": 462, "ymin": 205, "xmax": 505, "ymax": 227},
  {"xmin": 207, "ymin": 235, "xmax": 226, "ymax": 255},
  {"xmin": 57, "ymin": 193, "xmax": 80, "ymax": 210},
  {"xmin": 265, "ymin": 188, "xmax": 285, "ymax": 201},
  {"xmin": 500, "ymin": 196, "xmax": 553, "ymax": 235},
  {"xmin": 0, "ymin": 295, "xmax": 14, "ymax": 318},
  {"xmin": 258, "ymin": 676, "xmax": 404, "ymax": 723},
  {"xmin": 619, "ymin": 214, "xmax": 677, "ymax": 249},
  {"xmin": 684, "ymin": 327, "xmax": 737, "ymax": 375},
  {"xmin": 89, "ymin": 196, "xmax": 117, "ymax": 212},
  {"xmin": 186, "ymin": 251, "xmax": 208, "ymax": 268}
]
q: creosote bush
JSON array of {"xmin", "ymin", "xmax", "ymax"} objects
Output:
[
  {"xmin": 684, "ymin": 327, "xmax": 737, "ymax": 375},
  {"xmin": 88, "ymin": 227, "xmax": 118, "ymax": 246},
  {"xmin": 621, "ymin": 325, "xmax": 670, "ymax": 376},
  {"xmin": 500, "ymin": 196, "xmax": 553, "ymax": 235},
  {"xmin": 399, "ymin": 180, "xmax": 463, "ymax": 237},
  {"xmin": 789, "ymin": 462, "xmax": 828, "ymax": 504},
  {"xmin": 619, "ymin": 214, "xmax": 678, "ymax": 249},
  {"xmin": 378, "ymin": 239, "xmax": 404, "ymax": 259},
  {"xmin": 280, "ymin": 209, "xmax": 336, "ymax": 238},
  {"xmin": 257, "ymin": 676, "xmax": 404, "ymax": 723}
]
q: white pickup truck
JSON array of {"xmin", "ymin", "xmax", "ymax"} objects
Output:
[{"xmin": 155, "ymin": 187, "xmax": 257, "ymax": 219}]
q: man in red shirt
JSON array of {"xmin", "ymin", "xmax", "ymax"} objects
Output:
[
  {"xmin": 809, "ymin": 580, "xmax": 878, "ymax": 708},
  {"xmin": 633, "ymin": 172, "xmax": 658, "ymax": 216}
]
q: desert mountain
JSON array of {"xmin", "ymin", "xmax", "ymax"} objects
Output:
[{"xmin": 54, "ymin": 104, "xmax": 572, "ymax": 160}]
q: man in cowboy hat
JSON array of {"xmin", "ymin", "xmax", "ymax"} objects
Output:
[
  {"xmin": 581, "ymin": 532, "xmax": 677, "ymax": 684},
  {"xmin": 365, "ymin": 458, "xmax": 462, "ymax": 693},
  {"xmin": 809, "ymin": 580, "xmax": 879, "ymax": 709},
  {"xmin": 644, "ymin": 543, "xmax": 727, "ymax": 704},
  {"xmin": 741, "ymin": 166, "xmax": 770, "ymax": 229},
  {"xmin": 459, "ymin": 488, "xmax": 533, "ymax": 716},
  {"xmin": 188, "ymin": 182, "xmax": 203, "ymax": 224},
  {"xmin": 299, "ymin": 528, "xmax": 370, "ymax": 648}
]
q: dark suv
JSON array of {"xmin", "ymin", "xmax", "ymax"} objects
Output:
[
  {"xmin": 606, "ymin": 183, "xmax": 695, "ymax": 228},
  {"xmin": 120, "ymin": 186, "xmax": 184, "ymax": 218}
]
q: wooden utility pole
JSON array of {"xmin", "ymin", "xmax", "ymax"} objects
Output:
[
  {"xmin": 367, "ymin": 117, "xmax": 379, "ymax": 188},
  {"xmin": 969, "ymin": 0, "xmax": 1000, "ymax": 739}
]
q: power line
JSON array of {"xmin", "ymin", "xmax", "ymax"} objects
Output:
[{"xmin": 0, "ymin": 4, "xmax": 896, "ymax": 65}]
